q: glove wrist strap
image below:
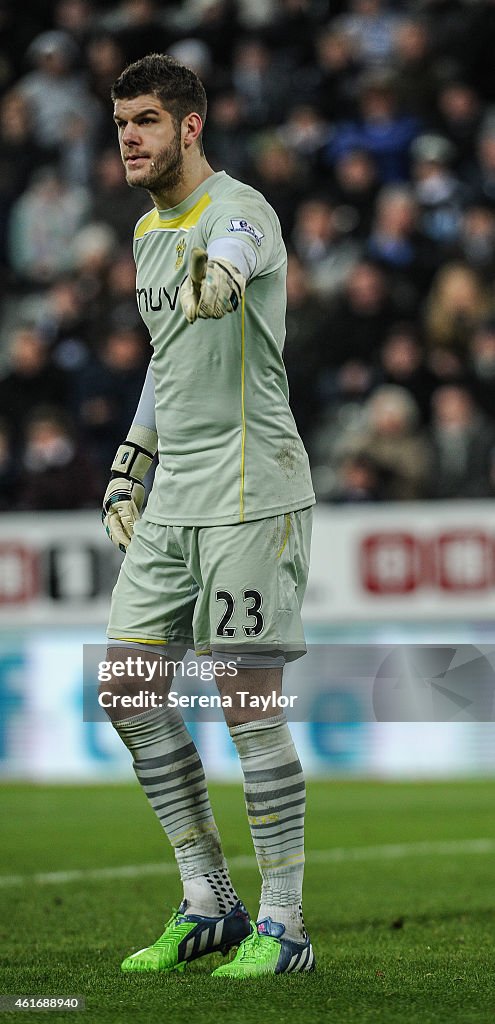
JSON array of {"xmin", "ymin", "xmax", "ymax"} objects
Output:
[
  {"xmin": 110, "ymin": 424, "xmax": 158, "ymax": 480},
  {"xmin": 111, "ymin": 441, "xmax": 155, "ymax": 481},
  {"xmin": 127, "ymin": 423, "xmax": 158, "ymax": 454}
]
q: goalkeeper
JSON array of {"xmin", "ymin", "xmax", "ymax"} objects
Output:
[{"xmin": 102, "ymin": 53, "xmax": 315, "ymax": 978}]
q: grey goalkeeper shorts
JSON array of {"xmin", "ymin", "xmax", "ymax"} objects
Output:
[{"xmin": 107, "ymin": 508, "xmax": 312, "ymax": 663}]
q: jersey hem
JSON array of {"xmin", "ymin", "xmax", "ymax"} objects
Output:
[{"xmin": 142, "ymin": 495, "xmax": 315, "ymax": 527}]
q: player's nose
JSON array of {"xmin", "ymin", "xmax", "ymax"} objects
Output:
[{"xmin": 122, "ymin": 122, "xmax": 141, "ymax": 145}]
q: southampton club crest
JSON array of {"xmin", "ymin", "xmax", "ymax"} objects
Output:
[{"xmin": 175, "ymin": 237, "xmax": 186, "ymax": 269}]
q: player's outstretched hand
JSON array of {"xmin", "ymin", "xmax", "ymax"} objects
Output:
[
  {"xmin": 102, "ymin": 425, "xmax": 158, "ymax": 553},
  {"xmin": 180, "ymin": 247, "xmax": 246, "ymax": 323}
]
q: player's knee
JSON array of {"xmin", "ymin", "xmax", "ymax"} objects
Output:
[
  {"xmin": 98, "ymin": 645, "xmax": 149, "ymax": 720},
  {"xmin": 98, "ymin": 673, "xmax": 129, "ymax": 704},
  {"xmin": 215, "ymin": 665, "xmax": 283, "ymax": 727}
]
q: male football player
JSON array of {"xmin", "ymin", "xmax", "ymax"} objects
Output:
[{"xmin": 102, "ymin": 53, "xmax": 315, "ymax": 977}]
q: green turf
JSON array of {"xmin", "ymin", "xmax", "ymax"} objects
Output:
[{"xmin": 1, "ymin": 780, "xmax": 495, "ymax": 1023}]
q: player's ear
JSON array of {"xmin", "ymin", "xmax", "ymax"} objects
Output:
[{"xmin": 183, "ymin": 112, "xmax": 203, "ymax": 149}]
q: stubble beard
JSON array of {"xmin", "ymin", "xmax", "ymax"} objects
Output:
[{"xmin": 126, "ymin": 127, "xmax": 184, "ymax": 194}]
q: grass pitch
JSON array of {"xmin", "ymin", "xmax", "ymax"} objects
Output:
[{"xmin": 1, "ymin": 780, "xmax": 495, "ymax": 1023}]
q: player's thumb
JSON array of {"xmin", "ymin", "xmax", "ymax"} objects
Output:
[
  {"xmin": 180, "ymin": 276, "xmax": 200, "ymax": 323},
  {"xmin": 190, "ymin": 247, "xmax": 208, "ymax": 287},
  {"xmin": 180, "ymin": 248, "xmax": 208, "ymax": 323}
]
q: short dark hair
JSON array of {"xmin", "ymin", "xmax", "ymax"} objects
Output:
[{"xmin": 111, "ymin": 53, "xmax": 207, "ymax": 146}]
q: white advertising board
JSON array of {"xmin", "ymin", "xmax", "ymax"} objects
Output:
[{"xmin": 0, "ymin": 504, "xmax": 495, "ymax": 625}]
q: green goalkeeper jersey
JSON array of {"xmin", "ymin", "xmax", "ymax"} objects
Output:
[{"xmin": 133, "ymin": 169, "xmax": 315, "ymax": 526}]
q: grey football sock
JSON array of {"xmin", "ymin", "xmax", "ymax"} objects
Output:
[
  {"xmin": 230, "ymin": 714, "xmax": 306, "ymax": 940},
  {"xmin": 114, "ymin": 705, "xmax": 239, "ymax": 916}
]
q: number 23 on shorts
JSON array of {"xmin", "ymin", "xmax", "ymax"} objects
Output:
[{"xmin": 215, "ymin": 588, "xmax": 264, "ymax": 638}]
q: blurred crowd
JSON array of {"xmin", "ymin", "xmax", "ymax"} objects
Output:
[{"xmin": 2, "ymin": 0, "xmax": 495, "ymax": 509}]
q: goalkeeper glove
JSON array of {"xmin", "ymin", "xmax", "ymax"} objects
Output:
[
  {"xmin": 102, "ymin": 424, "xmax": 158, "ymax": 553},
  {"xmin": 180, "ymin": 247, "xmax": 246, "ymax": 324}
]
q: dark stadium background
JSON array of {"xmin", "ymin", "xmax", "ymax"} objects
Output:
[{"xmin": 3, "ymin": 0, "xmax": 495, "ymax": 507}]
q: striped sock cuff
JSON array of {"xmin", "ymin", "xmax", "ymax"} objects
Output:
[{"xmin": 229, "ymin": 714, "xmax": 287, "ymax": 738}]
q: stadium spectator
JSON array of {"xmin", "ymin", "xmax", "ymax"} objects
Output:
[
  {"xmin": 35, "ymin": 274, "xmax": 91, "ymax": 371},
  {"xmin": 7, "ymin": 167, "xmax": 89, "ymax": 285},
  {"xmin": 277, "ymin": 104, "xmax": 329, "ymax": 182},
  {"xmin": 172, "ymin": 0, "xmax": 241, "ymax": 69},
  {"xmin": 312, "ymin": 356, "xmax": 378, "ymax": 472},
  {"xmin": 320, "ymin": 260, "xmax": 399, "ymax": 368},
  {"xmin": 427, "ymin": 384, "xmax": 495, "ymax": 498},
  {"xmin": 339, "ymin": 384, "xmax": 431, "ymax": 501},
  {"xmin": 332, "ymin": 452, "xmax": 383, "ymax": 503},
  {"xmin": 379, "ymin": 322, "xmax": 438, "ymax": 424},
  {"xmin": 167, "ymin": 39, "xmax": 214, "ymax": 87},
  {"xmin": 53, "ymin": 0, "xmax": 94, "ymax": 48},
  {"xmin": 73, "ymin": 221, "xmax": 118, "ymax": 277},
  {"xmin": 336, "ymin": 0, "xmax": 405, "ymax": 68},
  {"xmin": 310, "ymin": 354, "xmax": 379, "ymax": 500},
  {"xmin": 18, "ymin": 30, "xmax": 99, "ymax": 149},
  {"xmin": 392, "ymin": 17, "xmax": 439, "ymax": 118},
  {"xmin": 99, "ymin": 0, "xmax": 170, "ymax": 66},
  {"xmin": 0, "ymin": 90, "xmax": 54, "ymax": 272},
  {"xmin": 433, "ymin": 81, "xmax": 483, "ymax": 178},
  {"xmin": 233, "ymin": 0, "xmax": 278, "ymax": 31},
  {"xmin": 324, "ymin": 68, "xmax": 421, "ymax": 185},
  {"xmin": 104, "ymin": 251, "xmax": 142, "ymax": 334},
  {"xmin": 251, "ymin": 135, "xmax": 309, "ymax": 239},
  {"xmin": 329, "ymin": 148, "xmax": 379, "ymax": 240},
  {"xmin": 426, "ymin": 346, "xmax": 466, "ymax": 391},
  {"xmin": 0, "ymin": 325, "xmax": 68, "ymax": 445},
  {"xmin": 74, "ymin": 326, "xmax": 148, "ymax": 470},
  {"xmin": 205, "ymin": 90, "xmax": 251, "ymax": 179},
  {"xmin": 71, "ymin": 221, "xmax": 119, "ymax": 341},
  {"xmin": 283, "ymin": 253, "xmax": 328, "ymax": 445},
  {"xmin": 85, "ymin": 33, "xmax": 127, "ymax": 145},
  {"xmin": 17, "ymin": 405, "xmax": 102, "ymax": 510},
  {"xmin": 410, "ymin": 133, "xmax": 467, "ymax": 247},
  {"xmin": 231, "ymin": 38, "xmax": 288, "ymax": 128},
  {"xmin": 304, "ymin": 26, "xmax": 360, "ymax": 121},
  {"xmin": 366, "ymin": 184, "xmax": 439, "ymax": 308},
  {"xmin": 291, "ymin": 196, "xmax": 361, "ymax": 297},
  {"xmin": 423, "ymin": 262, "xmax": 491, "ymax": 354},
  {"xmin": 264, "ymin": 0, "xmax": 319, "ymax": 71},
  {"xmin": 448, "ymin": 204, "xmax": 495, "ymax": 281}
]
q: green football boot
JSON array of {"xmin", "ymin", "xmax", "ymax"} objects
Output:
[
  {"xmin": 121, "ymin": 899, "xmax": 251, "ymax": 973},
  {"xmin": 211, "ymin": 917, "xmax": 315, "ymax": 977}
]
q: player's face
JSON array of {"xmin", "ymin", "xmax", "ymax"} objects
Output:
[{"xmin": 113, "ymin": 94, "xmax": 183, "ymax": 193}]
